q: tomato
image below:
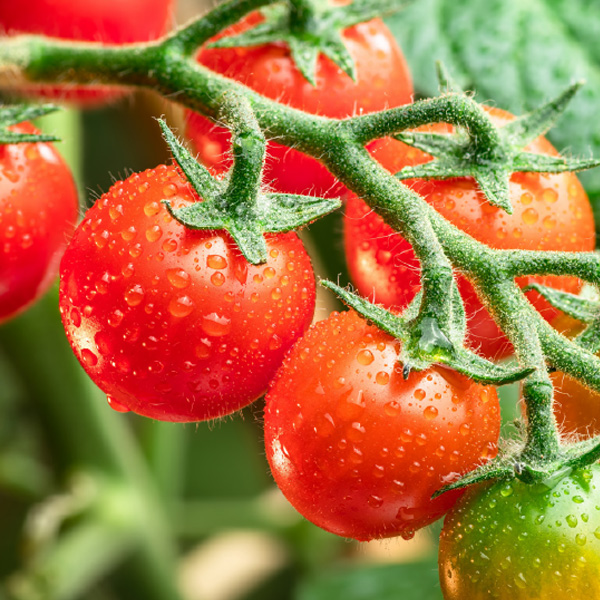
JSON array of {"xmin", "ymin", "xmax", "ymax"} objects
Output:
[
  {"xmin": 0, "ymin": 122, "xmax": 78, "ymax": 324},
  {"xmin": 185, "ymin": 10, "xmax": 413, "ymax": 196},
  {"xmin": 439, "ymin": 466, "xmax": 600, "ymax": 599},
  {"xmin": 344, "ymin": 107, "xmax": 596, "ymax": 358},
  {"xmin": 0, "ymin": 0, "xmax": 174, "ymax": 104},
  {"xmin": 263, "ymin": 309, "xmax": 500, "ymax": 541},
  {"xmin": 527, "ymin": 314, "xmax": 600, "ymax": 438},
  {"xmin": 59, "ymin": 164, "xmax": 316, "ymax": 422}
]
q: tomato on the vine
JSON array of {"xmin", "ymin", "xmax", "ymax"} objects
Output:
[
  {"xmin": 59, "ymin": 164, "xmax": 316, "ymax": 422},
  {"xmin": 0, "ymin": 122, "xmax": 78, "ymax": 324},
  {"xmin": 344, "ymin": 107, "xmax": 596, "ymax": 358},
  {"xmin": 0, "ymin": 0, "xmax": 175, "ymax": 104},
  {"xmin": 264, "ymin": 309, "xmax": 500, "ymax": 541},
  {"xmin": 439, "ymin": 466, "xmax": 600, "ymax": 599},
  {"xmin": 185, "ymin": 10, "xmax": 413, "ymax": 196}
]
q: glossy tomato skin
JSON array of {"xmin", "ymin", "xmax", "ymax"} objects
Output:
[
  {"xmin": 264, "ymin": 310, "xmax": 500, "ymax": 541},
  {"xmin": 185, "ymin": 11, "xmax": 413, "ymax": 196},
  {"xmin": 0, "ymin": 0, "xmax": 174, "ymax": 104},
  {"xmin": 59, "ymin": 164, "xmax": 315, "ymax": 422},
  {"xmin": 344, "ymin": 108, "xmax": 596, "ymax": 358},
  {"xmin": 0, "ymin": 123, "xmax": 79, "ymax": 324},
  {"xmin": 439, "ymin": 466, "xmax": 600, "ymax": 599}
]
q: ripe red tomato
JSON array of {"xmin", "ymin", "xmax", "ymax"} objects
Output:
[
  {"xmin": 185, "ymin": 10, "xmax": 413, "ymax": 196},
  {"xmin": 59, "ymin": 164, "xmax": 316, "ymax": 422},
  {"xmin": 0, "ymin": 0, "xmax": 174, "ymax": 104},
  {"xmin": 439, "ymin": 466, "xmax": 600, "ymax": 599},
  {"xmin": 344, "ymin": 107, "xmax": 596, "ymax": 358},
  {"xmin": 0, "ymin": 122, "xmax": 78, "ymax": 324},
  {"xmin": 264, "ymin": 309, "xmax": 500, "ymax": 541}
]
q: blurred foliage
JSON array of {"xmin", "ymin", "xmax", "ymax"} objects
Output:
[{"xmin": 386, "ymin": 0, "xmax": 600, "ymax": 231}]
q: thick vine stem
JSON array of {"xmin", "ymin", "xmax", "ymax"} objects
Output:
[
  {"xmin": 505, "ymin": 249, "xmax": 600, "ymax": 283},
  {"xmin": 348, "ymin": 92, "xmax": 504, "ymax": 160},
  {"xmin": 217, "ymin": 92, "xmax": 266, "ymax": 208}
]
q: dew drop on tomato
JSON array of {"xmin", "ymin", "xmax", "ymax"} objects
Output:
[{"xmin": 107, "ymin": 395, "xmax": 130, "ymax": 413}]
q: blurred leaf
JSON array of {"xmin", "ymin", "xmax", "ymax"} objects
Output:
[
  {"xmin": 386, "ymin": 0, "xmax": 600, "ymax": 222},
  {"xmin": 296, "ymin": 561, "xmax": 443, "ymax": 600}
]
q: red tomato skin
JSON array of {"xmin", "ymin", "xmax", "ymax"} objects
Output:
[
  {"xmin": 0, "ymin": 123, "xmax": 79, "ymax": 324},
  {"xmin": 344, "ymin": 107, "xmax": 596, "ymax": 358},
  {"xmin": 264, "ymin": 310, "xmax": 500, "ymax": 541},
  {"xmin": 59, "ymin": 164, "xmax": 316, "ymax": 422},
  {"xmin": 185, "ymin": 12, "xmax": 413, "ymax": 196},
  {"xmin": 0, "ymin": 0, "xmax": 175, "ymax": 104}
]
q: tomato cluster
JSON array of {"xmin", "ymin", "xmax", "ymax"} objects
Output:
[{"xmin": 4, "ymin": 4, "xmax": 600, "ymax": 599}]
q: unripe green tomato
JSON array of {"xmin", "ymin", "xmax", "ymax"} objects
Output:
[{"xmin": 439, "ymin": 466, "xmax": 600, "ymax": 599}]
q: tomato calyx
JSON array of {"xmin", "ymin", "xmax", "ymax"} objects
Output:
[
  {"xmin": 206, "ymin": 0, "xmax": 402, "ymax": 86},
  {"xmin": 322, "ymin": 280, "xmax": 533, "ymax": 385},
  {"xmin": 0, "ymin": 103, "xmax": 61, "ymax": 144},
  {"xmin": 158, "ymin": 96, "xmax": 340, "ymax": 264},
  {"xmin": 395, "ymin": 82, "xmax": 600, "ymax": 214}
]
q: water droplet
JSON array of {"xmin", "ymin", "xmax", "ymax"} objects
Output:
[
  {"xmin": 459, "ymin": 423, "xmax": 471, "ymax": 436},
  {"xmin": 146, "ymin": 225, "xmax": 162, "ymax": 242},
  {"xmin": 81, "ymin": 348, "xmax": 98, "ymax": 367},
  {"xmin": 271, "ymin": 287, "xmax": 282, "ymax": 300},
  {"xmin": 211, "ymin": 272, "xmax": 225, "ymax": 286},
  {"xmin": 356, "ymin": 349, "xmax": 374, "ymax": 365},
  {"xmin": 70, "ymin": 308, "xmax": 81, "ymax": 328},
  {"xmin": 522, "ymin": 207, "xmax": 539, "ymax": 225},
  {"xmin": 566, "ymin": 514, "xmax": 578, "ymax": 528},
  {"xmin": 144, "ymin": 201, "xmax": 161, "ymax": 217},
  {"xmin": 424, "ymin": 405, "xmax": 438, "ymax": 420},
  {"xmin": 368, "ymin": 495, "xmax": 383, "ymax": 508},
  {"xmin": 500, "ymin": 485, "xmax": 514, "ymax": 497},
  {"xmin": 202, "ymin": 312, "xmax": 232, "ymax": 336},
  {"xmin": 163, "ymin": 183, "xmax": 177, "ymax": 197},
  {"xmin": 207, "ymin": 254, "xmax": 227, "ymax": 269},
  {"xmin": 414, "ymin": 388, "xmax": 426, "ymax": 401},
  {"xmin": 107, "ymin": 309, "xmax": 123, "ymax": 327},
  {"xmin": 166, "ymin": 268, "xmax": 191, "ymax": 289},
  {"xmin": 168, "ymin": 296, "xmax": 195, "ymax": 318},
  {"xmin": 124, "ymin": 284, "xmax": 144, "ymax": 306},
  {"xmin": 107, "ymin": 395, "xmax": 130, "ymax": 413},
  {"xmin": 384, "ymin": 401, "xmax": 400, "ymax": 416},
  {"xmin": 400, "ymin": 529, "xmax": 415, "ymax": 540},
  {"xmin": 543, "ymin": 188, "xmax": 558, "ymax": 204},
  {"xmin": 375, "ymin": 371, "xmax": 389, "ymax": 385}
]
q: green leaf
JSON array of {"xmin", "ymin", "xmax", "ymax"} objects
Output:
[
  {"xmin": 385, "ymin": 0, "xmax": 600, "ymax": 213},
  {"xmin": 432, "ymin": 459, "xmax": 512, "ymax": 498},
  {"xmin": 296, "ymin": 561, "xmax": 443, "ymax": 600}
]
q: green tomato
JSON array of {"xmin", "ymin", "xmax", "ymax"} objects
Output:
[{"xmin": 438, "ymin": 465, "xmax": 600, "ymax": 599}]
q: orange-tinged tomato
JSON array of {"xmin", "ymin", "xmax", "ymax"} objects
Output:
[
  {"xmin": 264, "ymin": 310, "xmax": 500, "ymax": 541},
  {"xmin": 344, "ymin": 107, "xmax": 596, "ymax": 358},
  {"xmin": 185, "ymin": 10, "xmax": 413, "ymax": 196}
]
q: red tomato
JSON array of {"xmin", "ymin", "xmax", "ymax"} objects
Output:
[
  {"xmin": 59, "ymin": 164, "xmax": 316, "ymax": 422},
  {"xmin": 0, "ymin": 0, "xmax": 175, "ymax": 104},
  {"xmin": 185, "ymin": 10, "xmax": 413, "ymax": 196},
  {"xmin": 344, "ymin": 107, "xmax": 596, "ymax": 358},
  {"xmin": 0, "ymin": 123, "xmax": 78, "ymax": 324},
  {"xmin": 264, "ymin": 310, "xmax": 500, "ymax": 541}
]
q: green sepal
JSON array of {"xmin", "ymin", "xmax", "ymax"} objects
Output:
[
  {"xmin": 207, "ymin": 1, "xmax": 404, "ymax": 85},
  {"xmin": 502, "ymin": 82, "xmax": 583, "ymax": 148},
  {"xmin": 523, "ymin": 283, "xmax": 599, "ymax": 323},
  {"xmin": 394, "ymin": 82, "xmax": 598, "ymax": 215},
  {"xmin": 321, "ymin": 281, "xmax": 534, "ymax": 386},
  {"xmin": 432, "ymin": 458, "xmax": 513, "ymax": 498},
  {"xmin": 0, "ymin": 104, "xmax": 61, "ymax": 144},
  {"xmin": 435, "ymin": 60, "xmax": 464, "ymax": 94},
  {"xmin": 157, "ymin": 119, "xmax": 224, "ymax": 202},
  {"xmin": 158, "ymin": 118, "xmax": 340, "ymax": 264}
]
